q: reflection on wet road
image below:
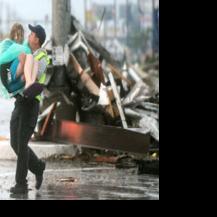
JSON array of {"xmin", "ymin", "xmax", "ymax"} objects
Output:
[{"xmin": 0, "ymin": 161, "xmax": 159, "ymax": 200}]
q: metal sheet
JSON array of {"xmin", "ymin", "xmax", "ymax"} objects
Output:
[{"xmin": 48, "ymin": 120, "xmax": 150, "ymax": 154}]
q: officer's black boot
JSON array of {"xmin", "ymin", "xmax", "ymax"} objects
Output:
[
  {"xmin": 10, "ymin": 184, "xmax": 28, "ymax": 195},
  {"xmin": 35, "ymin": 161, "xmax": 46, "ymax": 190}
]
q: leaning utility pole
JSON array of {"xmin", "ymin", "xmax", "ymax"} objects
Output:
[{"xmin": 52, "ymin": 0, "xmax": 71, "ymax": 46}]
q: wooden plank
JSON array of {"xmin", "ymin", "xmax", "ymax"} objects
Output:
[
  {"xmin": 69, "ymin": 54, "xmax": 100, "ymax": 96},
  {"xmin": 108, "ymin": 64, "xmax": 133, "ymax": 87},
  {"xmin": 40, "ymin": 102, "xmax": 57, "ymax": 137},
  {"xmin": 108, "ymin": 72, "xmax": 128, "ymax": 129}
]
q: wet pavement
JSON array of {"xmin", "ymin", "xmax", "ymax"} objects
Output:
[{"xmin": 0, "ymin": 160, "xmax": 159, "ymax": 200}]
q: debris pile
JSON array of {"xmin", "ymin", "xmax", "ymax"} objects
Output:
[{"xmin": 35, "ymin": 16, "xmax": 159, "ymax": 154}]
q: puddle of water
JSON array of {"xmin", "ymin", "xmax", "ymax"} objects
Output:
[{"xmin": 0, "ymin": 161, "xmax": 159, "ymax": 200}]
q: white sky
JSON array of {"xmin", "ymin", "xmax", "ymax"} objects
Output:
[
  {"xmin": 0, "ymin": 0, "xmax": 153, "ymax": 38},
  {"xmin": 0, "ymin": 0, "xmax": 139, "ymax": 24}
]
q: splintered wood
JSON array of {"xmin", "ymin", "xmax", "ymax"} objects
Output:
[
  {"xmin": 69, "ymin": 53, "xmax": 121, "ymax": 119},
  {"xmin": 69, "ymin": 54, "xmax": 100, "ymax": 96}
]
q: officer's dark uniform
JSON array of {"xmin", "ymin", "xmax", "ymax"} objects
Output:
[{"xmin": 10, "ymin": 95, "xmax": 44, "ymax": 187}]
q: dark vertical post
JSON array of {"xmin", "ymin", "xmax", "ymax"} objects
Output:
[{"xmin": 52, "ymin": 0, "xmax": 71, "ymax": 46}]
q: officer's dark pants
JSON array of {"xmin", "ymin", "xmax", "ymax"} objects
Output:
[{"xmin": 10, "ymin": 96, "xmax": 42, "ymax": 186}]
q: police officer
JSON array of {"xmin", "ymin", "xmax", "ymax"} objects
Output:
[{"xmin": 10, "ymin": 24, "xmax": 50, "ymax": 195}]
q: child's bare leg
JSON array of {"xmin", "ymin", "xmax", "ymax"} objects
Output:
[
  {"xmin": 31, "ymin": 60, "xmax": 39, "ymax": 83},
  {"xmin": 16, "ymin": 54, "xmax": 39, "ymax": 89},
  {"xmin": 16, "ymin": 53, "xmax": 26, "ymax": 78},
  {"xmin": 16, "ymin": 63, "xmax": 24, "ymax": 78},
  {"xmin": 24, "ymin": 54, "xmax": 34, "ymax": 88}
]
